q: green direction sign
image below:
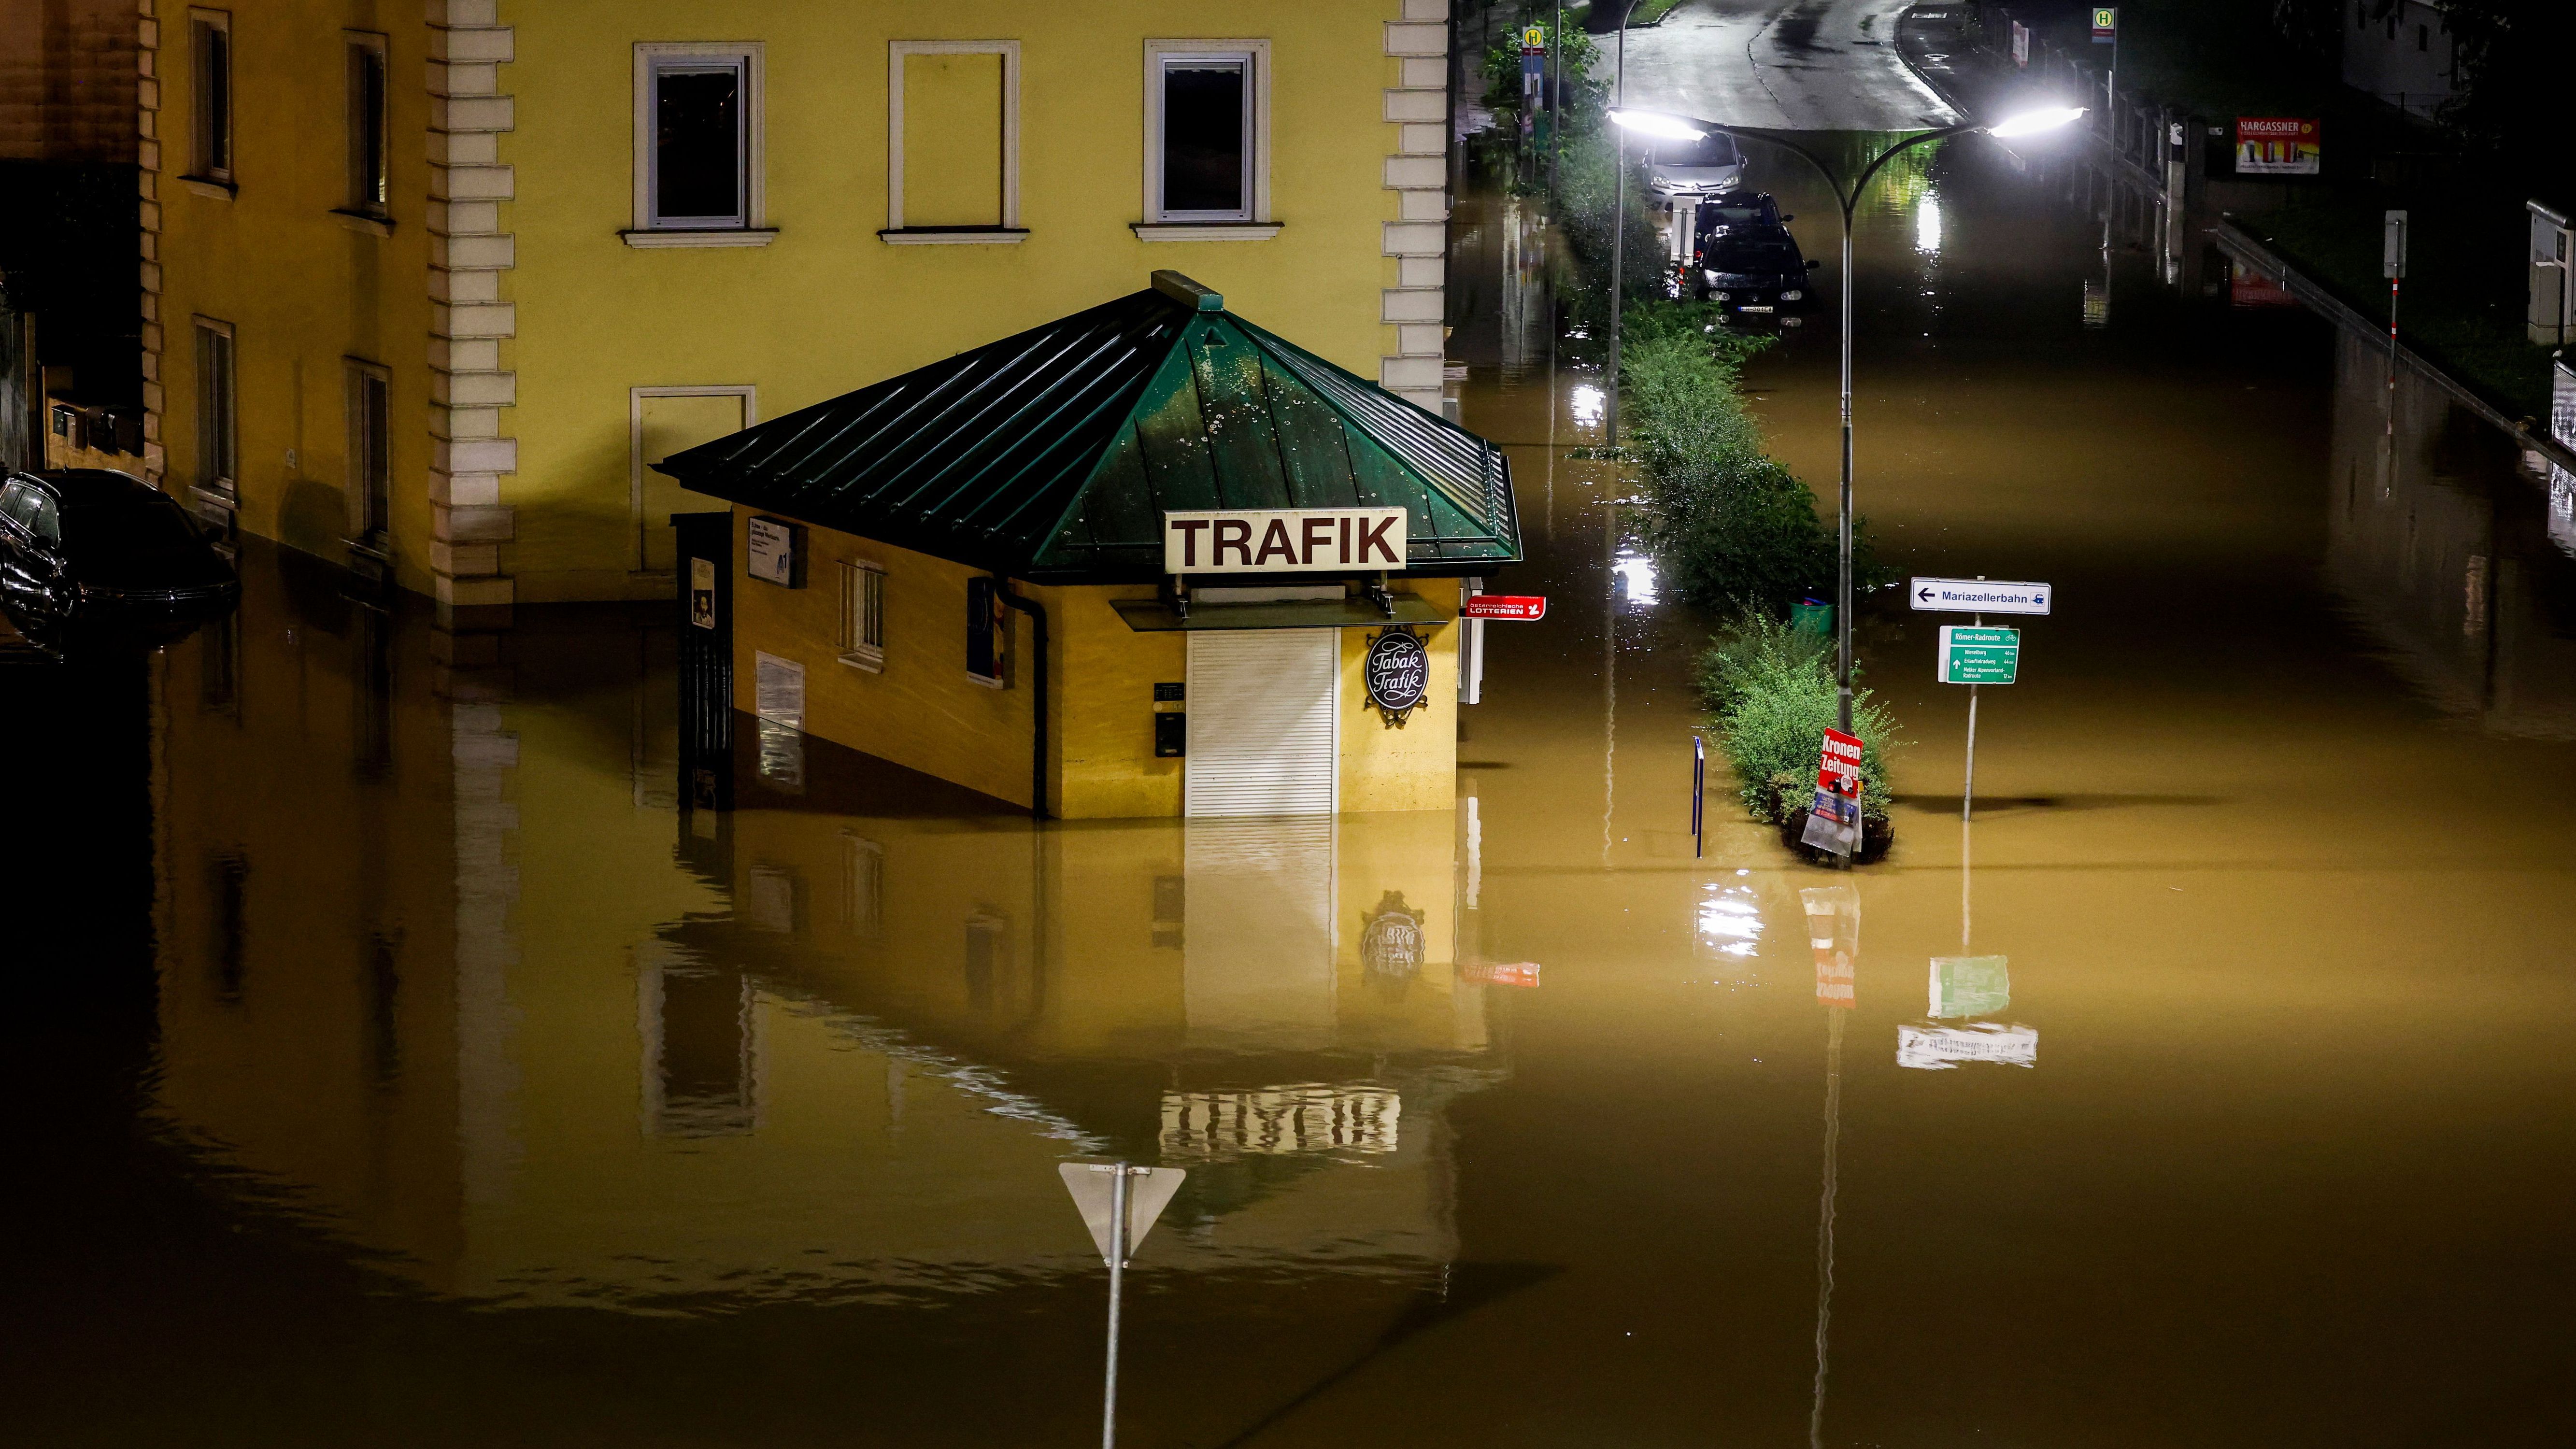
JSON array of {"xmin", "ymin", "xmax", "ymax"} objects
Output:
[{"xmin": 1938, "ymin": 625, "xmax": 2020, "ymax": 684}]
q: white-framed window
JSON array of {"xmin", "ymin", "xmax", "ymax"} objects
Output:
[
  {"xmin": 882, "ymin": 41, "xmax": 1023, "ymax": 244},
  {"xmin": 188, "ymin": 9, "xmax": 234, "ymax": 185},
  {"xmin": 1140, "ymin": 40, "xmax": 1272, "ymax": 234},
  {"xmin": 344, "ymin": 31, "xmax": 389, "ymax": 218},
  {"xmin": 193, "ymin": 317, "xmax": 237, "ymax": 493},
  {"xmin": 838, "ymin": 559, "xmax": 886, "ymax": 670},
  {"xmin": 629, "ymin": 43, "xmax": 769, "ymax": 244},
  {"xmin": 344, "ymin": 358, "xmax": 390, "ymax": 542},
  {"xmin": 631, "ymin": 385, "xmax": 754, "ymax": 572}
]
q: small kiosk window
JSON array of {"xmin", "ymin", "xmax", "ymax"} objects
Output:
[{"xmin": 966, "ymin": 577, "xmax": 1009, "ymax": 687}]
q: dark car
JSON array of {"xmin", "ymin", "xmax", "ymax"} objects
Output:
[
  {"xmin": 0, "ymin": 469, "xmax": 239, "ymax": 647},
  {"xmin": 1686, "ymin": 193, "xmax": 1821, "ymax": 317}
]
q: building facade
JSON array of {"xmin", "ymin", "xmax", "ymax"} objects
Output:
[
  {"xmin": 2340, "ymin": 0, "xmax": 2457, "ymax": 120},
  {"xmin": 142, "ymin": 0, "xmax": 1455, "ymax": 629}
]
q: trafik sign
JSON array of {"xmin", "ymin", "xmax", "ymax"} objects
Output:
[{"xmin": 1163, "ymin": 507, "xmax": 1407, "ymax": 574}]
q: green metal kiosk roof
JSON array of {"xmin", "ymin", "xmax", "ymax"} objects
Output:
[{"xmin": 653, "ymin": 272, "xmax": 1519, "ymax": 584}]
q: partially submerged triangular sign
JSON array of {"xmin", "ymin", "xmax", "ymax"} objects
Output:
[{"xmin": 1057, "ymin": 1163, "xmax": 1187, "ymax": 1265}]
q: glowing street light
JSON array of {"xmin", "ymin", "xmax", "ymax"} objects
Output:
[
  {"xmin": 1606, "ymin": 102, "xmax": 2086, "ymax": 790},
  {"xmin": 1986, "ymin": 105, "xmax": 2088, "ymax": 139},
  {"xmin": 1607, "ymin": 107, "xmax": 1708, "ymax": 142}
]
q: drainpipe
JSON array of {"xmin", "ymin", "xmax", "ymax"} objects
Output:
[{"xmin": 996, "ymin": 581, "xmax": 1050, "ymax": 820}]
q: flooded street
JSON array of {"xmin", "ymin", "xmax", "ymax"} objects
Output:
[{"xmin": 12, "ymin": 136, "xmax": 2576, "ymax": 1445}]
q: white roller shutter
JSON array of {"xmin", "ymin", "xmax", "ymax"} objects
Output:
[{"xmin": 1185, "ymin": 630, "xmax": 1338, "ymax": 817}]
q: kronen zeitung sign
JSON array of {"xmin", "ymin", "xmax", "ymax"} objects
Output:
[{"xmin": 1163, "ymin": 508, "xmax": 1407, "ymax": 574}]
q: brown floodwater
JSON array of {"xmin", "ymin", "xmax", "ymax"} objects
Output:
[{"xmin": 8, "ymin": 138, "xmax": 2575, "ymax": 1446}]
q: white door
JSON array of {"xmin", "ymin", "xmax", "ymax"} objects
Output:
[{"xmin": 1185, "ymin": 629, "xmax": 1338, "ymax": 817}]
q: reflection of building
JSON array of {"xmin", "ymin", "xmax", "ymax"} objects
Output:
[
  {"xmin": 147, "ymin": 568, "xmax": 1505, "ymax": 1309},
  {"xmin": 2325, "ymin": 331, "xmax": 2576, "ymax": 737}
]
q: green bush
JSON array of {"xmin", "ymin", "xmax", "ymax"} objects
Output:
[
  {"xmin": 1698, "ymin": 614, "xmax": 1901, "ymax": 824},
  {"xmin": 1619, "ymin": 311, "xmax": 1886, "ymax": 616}
]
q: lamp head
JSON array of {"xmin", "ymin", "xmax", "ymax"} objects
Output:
[
  {"xmin": 1984, "ymin": 106, "xmax": 2088, "ymax": 139},
  {"xmin": 1608, "ymin": 108, "xmax": 1710, "ymax": 141}
]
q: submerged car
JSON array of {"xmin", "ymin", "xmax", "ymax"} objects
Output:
[
  {"xmin": 1686, "ymin": 193, "xmax": 1820, "ymax": 316},
  {"xmin": 0, "ymin": 469, "xmax": 239, "ymax": 647},
  {"xmin": 1640, "ymin": 126, "xmax": 1746, "ymax": 198}
]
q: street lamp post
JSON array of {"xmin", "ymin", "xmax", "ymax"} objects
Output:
[
  {"xmin": 1608, "ymin": 105, "xmax": 2084, "ymax": 737},
  {"xmin": 1605, "ymin": 11, "xmax": 1629, "ymax": 446}
]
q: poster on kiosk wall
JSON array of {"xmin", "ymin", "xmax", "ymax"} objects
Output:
[{"xmin": 2235, "ymin": 117, "xmax": 2320, "ymax": 176}]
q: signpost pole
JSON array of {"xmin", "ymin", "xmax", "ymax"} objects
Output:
[
  {"xmin": 1963, "ymin": 683, "xmax": 1979, "ymax": 824},
  {"xmin": 1102, "ymin": 1164, "xmax": 1129, "ymax": 1449},
  {"xmin": 1962, "ymin": 605, "xmax": 1981, "ymax": 824},
  {"xmin": 1692, "ymin": 733, "xmax": 1706, "ymax": 859}
]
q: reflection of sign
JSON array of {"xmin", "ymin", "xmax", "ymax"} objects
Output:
[
  {"xmin": 1910, "ymin": 577, "xmax": 2050, "ymax": 614},
  {"xmin": 1160, "ymin": 1085, "xmax": 1401, "ymax": 1157},
  {"xmin": 2230, "ymin": 260, "xmax": 2299, "ymax": 308},
  {"xmin": 2011, "ymin": 20, "xmax": 2030, "ymax": 66},
  {"xmin": 1365, "ymin": 629, "xmax": 1430, "ymax": 719},
  {"xmin": 1930, "ymin": 955, "xmax": 2010, "ymax": 1018},
  {"xmin": 1359, "ymin": 890, "xmax": 1427, "ymax": 980},
  {"xmin": 1898, "ymin": 1023, "xmax": 2037, "ymax": 1070},
  {"xmin": 746, "ymin": 515, "xmax": 800, "ymax": 586},
  {"xmin": 2235, "ymin": 117, "xmax": 2320, "ymax": 176},
  {"xmin": 1801, "ymin": 886, "xmax": 1859, "ymax": 1008},
  {"xmin": 1459, "ymin": 962, "xmax": 1541, "ymax": 989},
  {"xmin": 689, "ymin": 556, "xmax": 716, "ymax": 628},
  {"xmin": 1461, "ymin": 593, "xmax": 1547, "ymax": 621},
  {"xmin": 1163, "ymin": 507, "xmax": 1406, "ymax": 574},
  {"xmin": 2091, "ymin": 6, "xmax": 2116, "ymax": 41},
  {"xmin": 1939, "ymin": 626, "xmax": 2021, "ymax": 684}
]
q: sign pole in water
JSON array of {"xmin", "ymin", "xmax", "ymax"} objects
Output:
[
  {"xmin": 1918, "ymin": 576, "xmax": 2048, "ymax": 824},
  {"xmin": 1692, "ymin": 733, "xmax": 1706, "ymax": 859},
  {"xmin": 1059, "ymin": 1161, "xmax": 1187, "ymax": 1449}
]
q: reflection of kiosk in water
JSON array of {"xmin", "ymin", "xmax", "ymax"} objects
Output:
[{"xmin": 146, "ymin": 601, "xmax": 1513, "ymax": 1309}]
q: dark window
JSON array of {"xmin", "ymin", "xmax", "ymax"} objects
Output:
[
  {"xmin": 1160, "ymin": 58, "xmax": 1249, "ymax": 218},
  {"xmin": 197, "ymin": 322, "xmax": 236, "ymax": 490},
  {"xmin": 363, "ymin": 933, "xmax": 400, "ymax": 1090},
  {"xmin": 654, "ymin": 63, "xmax": 745, "ymax": 226},
  {"xmin": 966, "ymin": 576, "xmax": 1008, "ymax": 684},
  {"xmin": 348, "ymin": 364, "xmax": 390, "ymax": 539},
  {"xmin": 347, "ymin": 37, "xmax": 388, "ymax": 213},
  {"xmin": 193, "ymin": 16, "xmax": 232, "ymax": 180},
  {"xmin": 209, "ymin": 852, "xmax": 248, "ymax": 1003}
]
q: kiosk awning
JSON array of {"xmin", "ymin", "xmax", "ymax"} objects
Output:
[
  {"xmin": 653, "ymin": 272, "xmax": 1520, "ymax": 584},
  {"xmin": 1109, "ymin": 595, "xmax": 1449, "ymax": 632}
]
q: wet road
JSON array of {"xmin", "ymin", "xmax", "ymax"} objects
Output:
[
  {"xmin": 1613, "ymin": 0, "xmax": 1955, "ymax": 129},
  {"xmin": 10, "ymin": 127, "xmax": 2576, "ymax": 1449}
]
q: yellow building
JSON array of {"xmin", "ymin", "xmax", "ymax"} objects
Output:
[
  {"xmin": 658, "ymin": 272, "xmax": 1520, "ymax": 819},
  {"xmin": 140, "ymin": 0, "xmax": 1460, "ymax": 627}
]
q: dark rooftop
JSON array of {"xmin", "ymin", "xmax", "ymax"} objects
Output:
[{"xmin": 653, "ymin": 272, "xmax": 1519, "ymax": 584}]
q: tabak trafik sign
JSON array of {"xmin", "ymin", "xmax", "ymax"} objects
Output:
[
  {"xmin": 1163, "ymin": 508, "xmax": 1408, "ymax": 574},
  {"xmin": 1365, "ymin": 628, "xmax": 1430, "ymax": 724}
]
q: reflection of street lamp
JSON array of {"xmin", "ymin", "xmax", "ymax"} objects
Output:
[{"xmin": 1608, "ymin": 104, "xmax": 2084, "ymax": 735}]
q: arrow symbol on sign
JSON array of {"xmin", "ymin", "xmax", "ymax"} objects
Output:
[{"xmin": 1917, "ymin": 587, "xmax": 1934, "ymax": 603}]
